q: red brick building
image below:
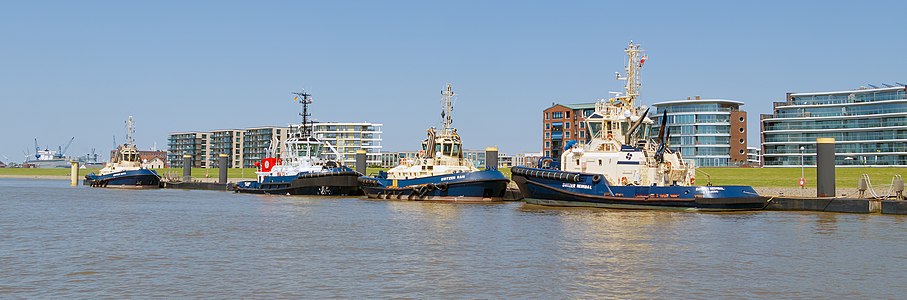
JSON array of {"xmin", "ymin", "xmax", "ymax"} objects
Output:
[{"xmin": 542, "ymin": 103, "xmax": 596, "ymax": 158}]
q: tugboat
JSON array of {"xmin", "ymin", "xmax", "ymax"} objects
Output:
[
  {"xmin": 512, "ymin": 42, "xmax": 768, "ymax": 211},
  {"xmin": 84, "ymin": 116, "xmax": 161, "ymax": 188},
  {"xmin": 234, "ymin": 91, "xmax": 361, "ymax": 195},
  {"xmin": 358, "ymin": 84, "xmax": 509, "ymax": 202}
]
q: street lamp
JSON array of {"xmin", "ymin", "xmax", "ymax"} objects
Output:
[{"xmin": 800, "ymin": 146, "xmax": 805, "ymax": 189}]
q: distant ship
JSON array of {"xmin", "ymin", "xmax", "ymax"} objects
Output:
[
  {"xmin": 25, "ymin": 138, "xmax": 74, "ymax": 168},
  {"xmin": 357, "ymin": 84, "xmax": 510, "ymax": 201},
  {"xmin": 79, "ymin": 149, "xmax": 106, "ymax": 169},
  {"xmin": 234, "ymin": 91, "xmax": 361, "ymax": 195},
  {"xmin": 84, "ymin": 116, "xmax": 161, "ymax": 188},
  {"xmin": 512, "ymin": 42, "xmax": 768, "ymax": 211}
]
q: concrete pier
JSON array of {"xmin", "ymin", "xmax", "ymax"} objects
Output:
[
  {"xmin": 70, "ymin": 161, "xmax": 78, "ymax": 186},
  {"xmin": 218, "ymin": 154, "xmax": 228, "ymax": 184},
  {"xmin": 182, "ymin": 154, "xmax": 192, "ymax": 182},
  {"xmin": 767, "ymin": 197, "xmax": 881, "ymax": 213},
  {"xmin": 816, "ymin": 138, "xmax": 835, "ymax": 197},
  {"xmin": 881, "ymin": 200, "xmax": 907, "ymax": 215},
  {"xmin": 161, "ymin": 181, "xmax": 234, "ymax": 191},
  {"xmin": 355, "ymin": 150, "xmax": 366, "ymax": 175},
  {"xmin": 485, "ymin": 147, "xmax": 498, "ymax": 171}
]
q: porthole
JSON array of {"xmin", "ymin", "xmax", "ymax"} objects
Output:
[
  {"xmin": 738, "ymin": 127, "xmax": 745, "ymax": 133},
  {"xmin": 739, "ymin": 149, "xmax": 745, "ymax": 154},
  {"xmin": 739, "ymin": 116, "xmax": 745, "ymax": 122},
  {"xmin": 739, "ymin": 138, "xmax": 745, "ymax": 144}
]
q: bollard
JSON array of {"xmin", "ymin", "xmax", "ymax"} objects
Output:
[
  {"xmin": 816, "ymin": 138, "xmax": 835, "ymax": 197},
  {"xmin": 895, "ymin": 175, "xmax": 904, "ymax": 200},
  {"xmin": 182, "ymin": 154, "xmax": 192, "ymax": 182},
  {"xmin": 857, "ymin": 175, "xmax": 868, "ymax": 198},
  {"xmin": 218, "ymin": 153, "xmax": 228, "ymax": 184},
  {"xmin": 355, "ymin": 150, "xmax": 367, "ymax": 175},
  {"xmin": 70, "ymin": 161, "xmax": 79, "ymax": 187},
  {"xmin": 485, "ymin": 147, "xmax": 498, "ymax": 171}
]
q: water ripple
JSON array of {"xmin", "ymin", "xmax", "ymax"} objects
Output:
[{"xmin": 1, "ymin": 178, "xmax": 906, "ymax": 298}]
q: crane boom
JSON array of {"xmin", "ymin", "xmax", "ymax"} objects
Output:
[{"xmin": 61, "ymin": 137, "xmax": 75, "ymax": 156}]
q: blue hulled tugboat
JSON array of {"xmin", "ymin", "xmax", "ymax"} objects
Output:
[
  {"xmin": 512, "ymin": 42, "xmax": 768, "ymax": 211},
  {"xmin": 234, "ymin": 91, "xmax": 361, "ymax": 196},
  {"xmin": 85, "ymin": 116, "xmax": 161, "ymax": 188},
  {"xmin": 358, "ymin": 84, "xmax": 509, "ymax": 202}
]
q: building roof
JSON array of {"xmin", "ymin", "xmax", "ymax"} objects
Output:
[
  {"xmin": 789, "ymin": 84, "xmax": 906, "ymax": 96},
  {"xmin": 652, "ymin": 99, "xmax": 745, "ymax": 106},
  {"xmin": 560, "ymin": 102, "xmax": 596, "ymax": 110},
  {"xmin": 545, "ymin": 102, "xmax": 597, "ymax": 111}
]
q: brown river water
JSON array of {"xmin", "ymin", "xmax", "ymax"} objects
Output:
[{"xmin": 1, "ymin": 178, "xmax": 906, "ymax": 298}]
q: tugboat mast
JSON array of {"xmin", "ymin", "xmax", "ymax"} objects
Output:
[
  {"xmin": 615, "ymin": 41, "xmax": 647, "ymax": 107},
  {"xmin": 125, "ymin": 116, "xmax": 135, "ymax": 146},
  {"xmin": 441, "ymin": 83, "xmax": 455, "ymax": 135},
  {"xmin": 291, "ymin": 90, "xmax": 313, "ymax": 138}
]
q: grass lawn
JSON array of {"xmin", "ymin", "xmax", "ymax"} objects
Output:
[
  {"xmin": 0, "ymin": 168, "xmax": 102, "ymax": 176},
  {"xmin": 698, "ymin": 167, "xmax": 907, "ymax": 188}
]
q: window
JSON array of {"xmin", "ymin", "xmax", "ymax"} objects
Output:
[
  {"xmin": 545, "ymin": 123, "xmax": 550, "ymax": 130},
  {"xmin": 565, "ymin": 132, "xmax": 571, "ymax": 138},
  {"xmin": 566, "ymin": 122, "xmax": 571, "ymax": 129},
  {"xmin": 545, "ymin": 141, "xmax": 550, "ymax": 148},
  {"xmin": 545, "ymin": 112, "xmax": 550, "ymax": 120},
  {"xmin": 552, "ymin": 112, "xmax": 564, "ymax": 119},
  {"xmin": 566, "ymin": 111, "xmax": 571, "ymax": 118},
  {"xmin": 580, "ymin": 131, "xmax": 585, "ymax": 138},
  {"xmin": 545, "ymin": 150, "xmax": 550, "ymax": 157},
  {"xmin": 580, "ymin": 122, "xmax": 585, "ymax": 128},
  {"xmin": 545, "ymin": 132, "xmax": 550, "ymax": 139}
]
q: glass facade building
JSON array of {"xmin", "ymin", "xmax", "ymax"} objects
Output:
[
  {"xmin": 290, "ymin": 122, "xmax": 383, "ymax": 166},
  {"xmin": 652, "ymin": 98, "xmax": 749, "ymax": 167},
  {"xmin": 761, "ymin": 85, "xmax": 907, "ymax": 166},
  {"xmin": 166, "ymin": 132, "xmax": 210, "ymax": 168}
]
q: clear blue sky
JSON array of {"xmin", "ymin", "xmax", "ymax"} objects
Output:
[{"xmin": 2, "ymin": 0, "xmax": 905, "ymax": 163}]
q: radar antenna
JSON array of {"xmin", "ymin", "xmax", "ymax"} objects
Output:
[
  {"xmin": 614, "ymin": 41, "xmax": 646, "ymax": 107},
  {"xmin": 291, "ymin": 90, "xmax": 313, "ymax": 138},
  {"xmin": 440, "ymin": 83, "xmax": 455, "ymax": 134},
  {"xmin": 125, "ymin": 116, "xmax": 135, "ymax": 146}
]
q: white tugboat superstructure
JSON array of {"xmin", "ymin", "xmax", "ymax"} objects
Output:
[
  {"xmin": 234, "ymin": 90, "xmax": 362, "ymax": 196},
  {"xmin": 385, "ymin": 84, "xmax": 478, "ymax": 179},
  {"xmin": 560, "ymin": 41, "xmax": 695, "ymax": 187},
  {"xmin": 511, "ymin": 41, "xmax": 767, "ymax": 211},
  {"xmin": 358, "ymin": 83, "xmax": 509, "ymax": 202},
  {"xmin": 84, "ymin": 116, "xmax": 161, "ymax": 188},
  {"xmin": 257, "ymin": 90, "xmax": 344, "ymax": 181}
]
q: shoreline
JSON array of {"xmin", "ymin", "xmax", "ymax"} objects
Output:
[
  {"xmin": 0, "ymin": 175, "xmax": 72, "ymax": 180},
  {"xmin": 0, "ymin": 175, "xmax": 863, "ymax": 198}
]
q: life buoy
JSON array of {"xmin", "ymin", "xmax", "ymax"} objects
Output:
[
  {"xmin": 620, "ymin": 177, "xmax": 628, "ymax": 185},
  {"xmin": 418, "ymin": 150, "xmax": 425, "ymax": 157},
  {"xmin": 607, "ymin": 133, "xmax": 613, "ymax": 140},
  {"xmin": 690, "ymin": 177, "xmax": 696, "ymax": 185}
]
